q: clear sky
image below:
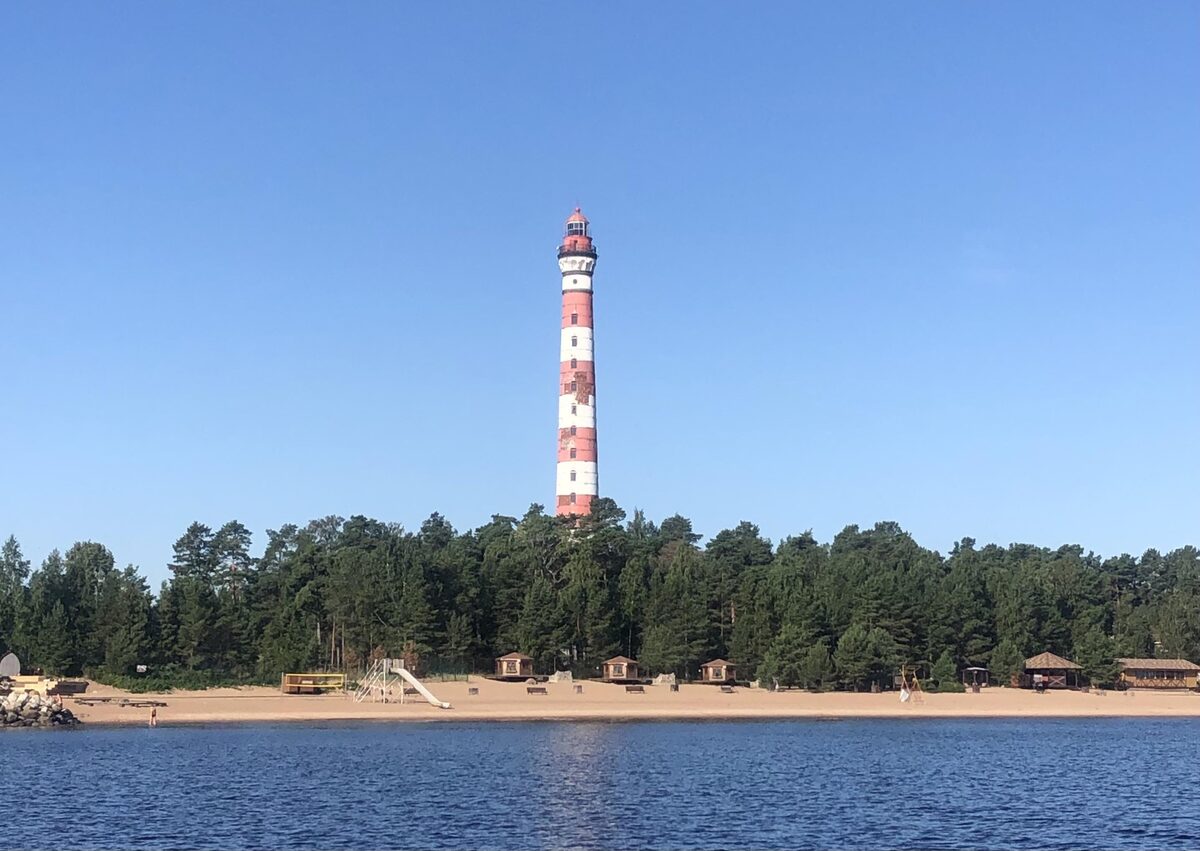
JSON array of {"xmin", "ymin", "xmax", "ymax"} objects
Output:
[{"xmin": 2, "ymin": 3, "xmax": 1197, "ymax": 586}]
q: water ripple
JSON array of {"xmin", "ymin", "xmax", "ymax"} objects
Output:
[{"xmin": 1, "ymin": 718, "xmax": 1198, "ymax": 850}]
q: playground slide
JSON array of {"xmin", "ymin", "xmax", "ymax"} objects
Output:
[{"xmin": 396, "ymin": 667, "xmax": 451, "ymax": 710}]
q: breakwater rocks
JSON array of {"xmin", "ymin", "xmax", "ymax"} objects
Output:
[{"xmin": 1, "ymin": 691, "xmax": 80, "ymax": 728}]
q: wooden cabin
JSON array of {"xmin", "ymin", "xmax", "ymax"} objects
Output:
[
  {"xmin": 495, "ymin": 652, "xmax": 534, "ymax": 680},
  {"xmin": 699, "ymin": 659, "xmax": 736, "ymax": 684},
  {"xmin": 1022, "ymin": 651, "xmax": 1081, "ymax": 689},
  {"xmin": 602, "ymin": 656, "xmax": 639, "ymax": 683},
  {"xmin": 1116, "ymin": 658, "xmax": 1200, "ymax": 690}
]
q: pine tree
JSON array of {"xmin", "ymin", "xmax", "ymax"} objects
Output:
[
  {"xmin": 0, "ymin": 536, "xmax": 30, "ymax": 657},
  {"xmin": 1074, "ymin": 627, "xmax": 1118, "ymax": 687},
  {"xmin": 175, "ymin": 579, "xmax": 217, "ymax": 670},
  {"xmin": 931, "ymin": 648, "xmax": 957, "ymax": 691},
  {"xmin": 35, "ymin": 601, "xmax": 73, "ymax": 675},
  {"xmin": 834, "ymin": 624, "xmax": 873, "ymax": 690},
  {"xmin": 989, "ymin": 638, "xmax": 1025, "ymax": 685},
  {"xmin": 515, "ymin": 575, "xmax": 564, "ymax": 673}
]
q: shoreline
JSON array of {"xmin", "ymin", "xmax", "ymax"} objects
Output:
[{"xmin": 62, "ymin": 679, "xmax": 1200, "ymax": 727}]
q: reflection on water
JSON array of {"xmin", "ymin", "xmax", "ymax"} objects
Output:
[{"xmin": 1, "ymin": 718, "xmax": 1198, "ymax": 850}]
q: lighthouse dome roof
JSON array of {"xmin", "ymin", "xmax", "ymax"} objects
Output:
[{"xmin": 566, "ymin": 207, "xmax": 588, "ymax": 224}]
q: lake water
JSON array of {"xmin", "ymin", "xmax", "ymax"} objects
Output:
[{"xmin": 3, "ymin": 719, "xmax": 1198, "ymax": 850}]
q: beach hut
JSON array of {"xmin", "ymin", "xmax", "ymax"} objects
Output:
[
  {"xmin": 1115, "ymin": 658, "xmax": 1200, "ymax": 690},
  {"xmin": 495, "ymin": 652, "xmax": 534, "ymax": 680},
  {"xmin": 699, "ymin": 659, "xmax": 737, "ymax": 684},
  {"xmin": 602, "ymin": 656, "xmax": 639, "ymax": 683},
  {"xmin": 1023, "ymin": 651, "xmax": 1081, "ymax": 689}
]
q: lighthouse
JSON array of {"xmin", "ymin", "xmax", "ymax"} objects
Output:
[{"xmin": 556, "ymin": 208, "xmax": 599, "ymax": 516}]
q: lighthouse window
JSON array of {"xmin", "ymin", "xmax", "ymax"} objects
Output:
[
  {"xmin": 570, "ymin": 313, "xmax": 578, "ymax": 325},
  {"xmin": 570, "ymin": 358, "xmax": 577, "ymax": 368},
  {"xmin": 567, "ymin": 222, "xmax": 585, "ymax": 236},
  {"xmin": 570, "ymin": 381, "xmax": 577, "ymax": 392},
  {"xmin": 570, "ymin": 470, "xmax": 577, "ymax": 482},
  {"xmin": 570, "ymin": 425, "xmax": 577, "ymax": 435},
  {"xmin": 570, "ymin": 404, "xmax": 577, "ymax": 414},
  {"xmin": 571, "ymin": 336, "xmax": 577, "ymax": 347},
  {"xmin": 569, "ymin": 492, "xmax": 577, "ymax": 504},
  {"xmin": 570, "ymin": 448, "xmax": 577, "ymax": 459}
]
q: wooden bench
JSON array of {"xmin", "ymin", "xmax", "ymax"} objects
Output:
[
  {"xmin": 625, "ymin": 685, "xmax": 645, "ymax": 694},
  {"xmin": 720, "ymin": 685, "xmax": 735, "ymax": 694},
  {"xmin": 527, "ymin": 686, "xmax": 548, "ymax": 695}
]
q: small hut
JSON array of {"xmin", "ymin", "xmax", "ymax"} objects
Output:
[
  {"xmin": 602, "ymin": 656, "xmax": 639, "ymax": 683},
  {"xmin": 1116, "ymin": 658, "xmax": 1200, "ymax": 690},
  {"xmin": 495, "ymin": 652, "xmax": 534, "ymax": 681},
  {"xmin": 699, "ymin": 659, "xmax": 736, "ymax": 684},
  {"xmin": 1023, "ymin": 651, "xmax": 1081, "ymax": 689}
]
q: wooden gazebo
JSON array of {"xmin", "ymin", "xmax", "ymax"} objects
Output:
[
  {"xmin": 495, "ymin": 652, "xmax": 534, "ymax": 681},
  {"xmin": 602, "ymin": 656, "xmax": 639, "ymax": 683},
  {"xmin": 699, "ymin": 659, "xmax": 736, "ymax": 684},
  {"xmin": 1023, "ymin": 651, "xmax": 1081, "ymax": 689}
]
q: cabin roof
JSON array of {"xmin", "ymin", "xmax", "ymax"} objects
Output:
[
  {"xmin": 1024, "ymin": 651, "xmax": 1081, "ymax": 670},
  {"xmin": 497, "ymin": 652, "xmax": 532, "ymax": 661},
  {"xmin": 702, "ymin": 659, "xmax": 733, "ymax": 667},
  {"xmin": 1116, "ymin": 658, "xmax": 1200, "ymax": 671},
  {"xmin": 604, "ymin": 656, "xmax": 637, "ymax": 665}
]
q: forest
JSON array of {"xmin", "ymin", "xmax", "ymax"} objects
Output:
[{"xmin": 1, "ymin": 499, "xmax": 1197, "ymax": 691}]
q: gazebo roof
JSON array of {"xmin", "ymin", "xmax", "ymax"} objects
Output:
[
  {"xmin": 702, "ymin": 659, "xmax": 733, "ymax": 667},
  {"xmin": 1117, "ymin": 658, "xmax": 1200, "ymax": 671},
  {"xmin": 1024, "ymin": 651, "xmax": 1080, "ymax": 670},
  {"xmin": 497, "ymin": 652, "xmax": 532, "ymax": 661},
  {"xmin": 604, "ymin": 656, "xmax": 637, "ymax": 665}
]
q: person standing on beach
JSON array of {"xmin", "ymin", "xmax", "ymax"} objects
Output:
[{"xmin": 149, "ymin": 708, "xmax": 157, "ymax": 728}]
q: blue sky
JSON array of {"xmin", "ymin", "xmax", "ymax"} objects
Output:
[{"xmin": 2, "ymin": 3, "xmax": 1197, "ymax": 585}]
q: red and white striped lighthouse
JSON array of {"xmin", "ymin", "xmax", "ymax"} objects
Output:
[{"xmin": 556, "ymin": 208, "xmax": 599, "ymax": 516}]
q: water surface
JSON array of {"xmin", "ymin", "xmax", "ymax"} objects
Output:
[{"xmin": 3, "ymin": 719, "xmax": 1197, "ymax": 850}]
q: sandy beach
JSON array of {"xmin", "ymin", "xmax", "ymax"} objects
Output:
[{"xmin": 67, "ymin": 678, "xmax": 1200, "ymax": 726}]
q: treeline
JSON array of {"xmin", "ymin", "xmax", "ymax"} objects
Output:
[{"xmin": 1, "ymin": 500, "xmax": 1198, "ymax": 690}]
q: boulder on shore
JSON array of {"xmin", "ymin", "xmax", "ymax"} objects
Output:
[{"xmin": 0, "ymin": 690, "xmax": 79, "ymax": 728}]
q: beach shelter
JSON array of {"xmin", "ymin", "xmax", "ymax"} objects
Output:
[
  {"xmin": 1023, "ymin": 651, "xmax": 1081, "ymax": 689},
  {"xmin": 495, "ymin": 652, "xmax": 534, "ymax": 680},
  {"xmin": 602, "ymin": 656, "xmax": 639, "ymax": 682},
  {"xmin": 0, "ymin": 653, "xmax": 19, "ymax": 678},
  {"xmin": 962, "ymin": 666, "xmax": 990, "ymax": 689},
  {"xmin": 699, "ymin": 659, "xmax": 737, "ymax": 684}
]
